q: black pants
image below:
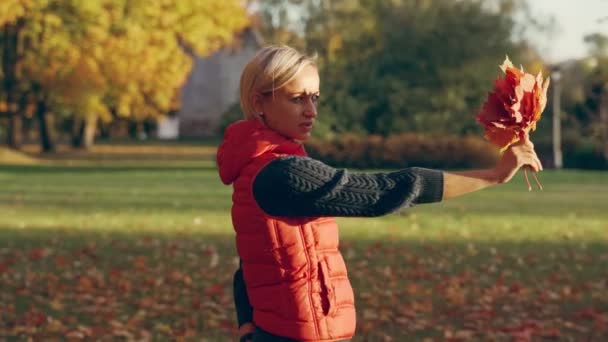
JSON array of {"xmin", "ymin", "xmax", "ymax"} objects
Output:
[
  {"xmin": 252, "ymin": 327, "xmax": 296, "ymax": 341},
  {"xmin": 252, "ymin": 327, "xmax": 351, "ymax": 342}
]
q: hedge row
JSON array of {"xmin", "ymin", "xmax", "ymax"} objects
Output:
[{"xmin": 305, "ymin": 133, "xmax": 500, "ymax": 169}]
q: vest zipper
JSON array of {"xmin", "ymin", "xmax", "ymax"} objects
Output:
[{"xmin": 298, "ymin": 222, "xmax": 321, "ymax": 339}]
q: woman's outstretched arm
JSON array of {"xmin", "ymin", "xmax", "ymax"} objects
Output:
[
  {"xmin": 253, "ymin": 158, "xmax": 443, "ymax": 217},
  {"xmin": 252, "ymin": 137, "xmax": 541, "ymax": 217}
]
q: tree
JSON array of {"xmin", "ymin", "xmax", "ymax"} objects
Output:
[
  {"xmin": 582, "ymin": 33, "xmax": 608, "ymax": 161},
  {"xmin": 549, "ymin": 33, "xmax": 608, "ymax": 168},
  {"xmin": 315, "ymin": 1, "xmax": 544, "ymax": 136},
  {"xmin": 0, "ymin": 0, "xmax": 249, "ymax": 150},
  {"xmin": 249, "ymin": 0, "xmax": 307, "ymax": 50}
]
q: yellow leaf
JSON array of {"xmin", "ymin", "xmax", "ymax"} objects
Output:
[
  {"xmin": 154, "ymin": 323, "xmax": 172, "ymax": 335},
  {"xmin": 49, "ymin": 298, "xmax": 64, "ymax": 311}
]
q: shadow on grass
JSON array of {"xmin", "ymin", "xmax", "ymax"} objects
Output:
[
  {"xmin": 1, "ymin": 226, "xmax": 606, "ymax": 341},
  {"xmin": 0, "ymin": 164, "xmax": 219, "ymax": 173}
]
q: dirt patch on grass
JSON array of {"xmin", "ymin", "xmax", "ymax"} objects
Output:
[
  {"xmin": 19, "ymin": 143, "xmax": 217, "ymax": 162},
  {"xmin": 0, "ymin": 147, "xmax": 40, "ymax": 165}
]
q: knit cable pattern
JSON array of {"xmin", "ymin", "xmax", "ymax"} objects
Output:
[{"xmin": 253, "ymin": 156, "xmax": 443, "ymax": 217}]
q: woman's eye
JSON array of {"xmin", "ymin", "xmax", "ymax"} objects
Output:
[{"xmin": 291, "ymin": 95, "xmax": 320, "ymax": 104}]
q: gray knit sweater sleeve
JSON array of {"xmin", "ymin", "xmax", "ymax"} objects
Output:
[{"xmin": 252, "ymin": 156, "xmax": 443, "ymax": 217}]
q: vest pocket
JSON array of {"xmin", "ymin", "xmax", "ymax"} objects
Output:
[{"xmin": 318, "ymin": 259, "xmax": 337, "ymax": 317}]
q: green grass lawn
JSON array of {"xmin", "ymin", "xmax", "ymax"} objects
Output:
[{"xmin": 1, "ymin": 146, "xmax": 607, "ymax": 341}]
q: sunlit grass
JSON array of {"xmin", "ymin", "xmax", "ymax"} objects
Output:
[{"xmin": 2, "ymin": 163, "xmax": 605, "ymax": 240}]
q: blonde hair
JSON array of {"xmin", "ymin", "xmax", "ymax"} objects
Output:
[{"xmin": 239, "ymin": 45, "xmax": 317, "ymax": 120}]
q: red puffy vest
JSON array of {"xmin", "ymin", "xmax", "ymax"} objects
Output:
[{"xmin": 218, "ymin": 120, "xmax": 356, "ymax": 341}]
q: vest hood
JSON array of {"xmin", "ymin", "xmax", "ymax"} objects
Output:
[{"xmin": 217, "ymin": 120, "xmax": 306, "ymax": 185}]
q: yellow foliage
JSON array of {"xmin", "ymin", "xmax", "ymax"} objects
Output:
[
  {"xmin": 2, "ymin": 0, "xmax": 249, "ymax": 122},
  {"xmin": 0, "ymin": 0, "xmax": 33, "ymax": 25}
]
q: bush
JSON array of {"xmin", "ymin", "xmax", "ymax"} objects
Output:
[
  {"xmin": 218, "ymin": 102, "xmax": 243, "ymax": 136},
  {"xmin": 534, "ymin": 136, "xmax": 607, "ymax": 170},
  {"xmin": 564, "ymin": 143, "xmax": 607, "ymax": 170},
  {"xmin": 305, "ymin": 133, "xmax": 500, "ymax": 169}
]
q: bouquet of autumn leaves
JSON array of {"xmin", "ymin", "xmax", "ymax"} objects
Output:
[{"xmin": 476, "ymin": 57, "xmax": 550, "ymax": 190}]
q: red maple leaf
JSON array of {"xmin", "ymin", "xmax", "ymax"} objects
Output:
[{"xmin": 477, "ymin": 56, "xmax": 550, "ymax": 151}]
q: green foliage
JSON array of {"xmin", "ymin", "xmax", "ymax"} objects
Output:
[
  {"xmin": 552, "ymin": 35, "xmax": 608, "ymax": 164},
  {"xmin": 532, "ymin": 128, "xmax": 607, "ymax": 170},
  {"xmin": 563, "ymin": 142, "xmax": 608, "ymax": 170},
  {"xmin": 218, "ymin": 102, "xmax": 244, "ymax": 137},
  {"xmin": 254, "ymin": 0, "xmax": 546, "ymax": 137},
  {"xmin": 585, "ymin": 33, "xmax": 608, "ymax": 58},
  {"xmin": 320, "ymin": 1, "xmax": 538, "ymax": 136}
]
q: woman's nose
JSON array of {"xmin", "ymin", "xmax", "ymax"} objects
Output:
[{"xmin": 303, "ymin": 98, "xmax": 317, "ymax": 118}]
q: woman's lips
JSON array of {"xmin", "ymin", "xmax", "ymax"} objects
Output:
[{"xmin": 300, "ymin": 122, "xmax": 313, "ymax": 130}]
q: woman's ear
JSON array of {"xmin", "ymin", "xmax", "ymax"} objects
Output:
[{"xmin": 251, "ymin": 92, "xmax": 264, "ymax": 114}]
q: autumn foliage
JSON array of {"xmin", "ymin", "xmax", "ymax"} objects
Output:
[
  {"xmin": 1, "ymin": 0, "xmax": 249, "ymax": 130},
  {"xmin": 476, "ymin": 57, "xmax": 550, "ymax": 151}
]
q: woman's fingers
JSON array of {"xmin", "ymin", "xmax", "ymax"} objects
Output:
[
  {"xmin": 520, "ymin": 151, "xmax": 541, "ymax": 172},
  {"xmin": 535, "ymin": 155, "xmax": 543, "ymax": 172},
  {"xmin": 512, "ymin": 140, "xmax": 542, "ymax": 172},
  {"xmin": 530, "ymin": 149, "xmax": 543, "ymax": 172},
  {"xmin": 527, "ymin": 163, "xmax": 540, "ymax": 173},
  {"xmin": 530, "ymin": 155, "xmax": 541, "ymax": 173},
  {"xmin": 520, "ymin": 151, "xmax": 544, "ymax": 191}
]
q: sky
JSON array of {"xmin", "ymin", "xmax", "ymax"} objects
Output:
[{"xmin": 526, "ymin": 0, "xmax": 608, "ymax": 63}]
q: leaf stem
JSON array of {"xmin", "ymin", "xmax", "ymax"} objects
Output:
[
  {"xmin": 524, "ymin": 168, "xmax": 532, "ymax": 191},
  {"xmin": 524, "ymin": 168, "xmax": 543, "ymax": 191},
  {"xmin": 532, "ymin": 172, "xmax": 543, "ymax": 191}
]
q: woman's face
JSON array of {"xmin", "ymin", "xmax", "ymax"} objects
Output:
[{"xmin": 256, "ymin": 65, "xmax": 320, "ymax": 141}]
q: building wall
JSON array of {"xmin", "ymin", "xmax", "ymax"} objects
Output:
[{"xmin": 177, "ymin": 30, "xmax": 261, "ymax": 138}]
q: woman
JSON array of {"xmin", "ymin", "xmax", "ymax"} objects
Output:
[{"xmin": 217, "ymin": 45, "xmax": 542, "ymax": 342}]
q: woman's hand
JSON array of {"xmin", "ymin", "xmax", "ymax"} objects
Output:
[
  {"xmin": 442, "ymin": 135, "xmax": 543, "ymax": 200},
  {"xmin": 492, "ymin": 137, "xmax": 543, "ymax": 184},
  {"xmin": 239, "ymin": 322, "xmax": 256, "ymax": 342}
]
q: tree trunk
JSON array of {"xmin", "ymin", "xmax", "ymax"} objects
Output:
[
  {"xmin": 99, "ymin": 122, "xmax": 110, "ymax": 139},
  {"xmin": 7, "ymin": 114, "xmax": 22, "ymax": 149},
  {"xmin": 83, "ymin": 116, "xmax": 97, "ymax": 149},
  {"xmin": 3, "ymin": 23, "xmax": 21, "ymax": 149},
  {"xmin": 36, "ymin": 100, "xmax": 56, "ymax": 153},
  {"xmin": 128, "ymin": 121, "xmax": 138, "ymax": 139},
  {"xmin": 601, "ymin": 84, "xmax": 608, "ymax": 162},
  {"xmin": 72, "ymin": 116, "xmax": 97, "ymax": 149},
  {"xmin": 71, "ymin": 116, "xmax": 85, "ymax": 148}
]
